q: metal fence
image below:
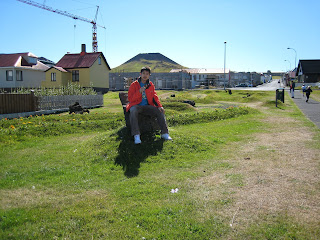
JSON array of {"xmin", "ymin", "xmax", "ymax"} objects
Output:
[{"xmin": 38, "ymin": 94, "xmax": 103, "ymax": 110}]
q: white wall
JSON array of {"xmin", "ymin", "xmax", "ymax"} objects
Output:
[{"xmin": 0, "ymin": 67, "xmax": 46, "ymax": 89}]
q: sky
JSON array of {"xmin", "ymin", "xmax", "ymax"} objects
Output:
[{"xmin": 1, "ymin": 0, "xmax": 320, "ymax": 73}]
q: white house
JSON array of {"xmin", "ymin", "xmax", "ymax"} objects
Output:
[
  {"xmin": 171, "ymin": 68, "xmax": 231, "ymax": 88},
  {"xmin": 0, "ymin": 52, "xmax": 49, "ymax": 90}
]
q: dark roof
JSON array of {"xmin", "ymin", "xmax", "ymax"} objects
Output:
[
  {"xmin": 0, "ymin": 52, "xmax": 29, "ymax": 67},
  {"xmin": 0, "ymin": 52, "xmax": 49, "ymax": 71},
  {"xmin": 56, "ymin": 52, "xmax": 111, "ymax": 70},
  {"xmin": 297, "ymin": 60, "xmax": 320, "ymax": 75},
  {"xmin": 38, "ymin": 57, "xmax": 56, "ymax": 66}
]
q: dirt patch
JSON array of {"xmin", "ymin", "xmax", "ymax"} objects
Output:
[
  {"xmin": 191, "ymin": 114, "xmax": 320, "ymax": 229},
  {"xmin": 234, "ymin": 131, "xmax": 318, "ymax": 217},
  {"xmin": 158, "ymin": 92, "xmax": 175, "ymax": 99}
]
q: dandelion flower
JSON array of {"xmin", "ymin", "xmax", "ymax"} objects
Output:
[{"xmin": 10, "ymin": 125, "xmax": 15, "ymax": 129}]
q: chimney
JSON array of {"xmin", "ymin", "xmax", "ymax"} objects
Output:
[{"xmin": 80, "ymin": 44, "xmax": 86, "ymax": 56}]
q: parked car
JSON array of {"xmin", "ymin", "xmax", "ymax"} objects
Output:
[{"xmin": 235, "ymin": 83, "xmax": 248, "ymax": 87}]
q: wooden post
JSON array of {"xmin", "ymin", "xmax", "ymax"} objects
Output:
[{"xmin": 30, "ymin": 90, "xmax": 38, "ymax": 111}]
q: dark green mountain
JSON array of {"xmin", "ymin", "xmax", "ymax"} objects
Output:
[{"xmin": 110, "ymin": 53, "xmax": 187, "ymax": 73}]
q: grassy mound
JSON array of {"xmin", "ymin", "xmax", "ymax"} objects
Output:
[{"xmin": 0, "ymin": 106, "xmax": 253, "ymax": 143}]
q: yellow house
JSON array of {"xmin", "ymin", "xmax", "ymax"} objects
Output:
[{"xmin": 43, "ymin": 44, "xmax": 111, "ymax": 93}]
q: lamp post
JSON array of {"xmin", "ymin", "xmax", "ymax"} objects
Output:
[
  {"xmin": 224, "ymin": 41, "xmax": 227, "ymax": 90},
  {"xmin": 284, "ymin": 60, "xmax": 291, "ymax": 71},
  {"xmin": 287, "ymin": 47, "xmax": 297, "ymax": 70}
]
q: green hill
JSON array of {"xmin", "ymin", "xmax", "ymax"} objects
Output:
[{"xmin": 110, "ymin": 53, "xmax": 187, "ymax": 73}]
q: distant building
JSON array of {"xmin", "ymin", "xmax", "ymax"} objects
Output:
[
  {"xmin": 296, "ymin": 60, "xmax": 320, "ymax": 84},
  {"xmin": 171, "ymin": 68, "xmax": 231, "ymax": 88},
  {"xmin": 0, "ymin": 52, "xmax": 49, "ymax": 91},
  {"xmin": 230, "ymin": 72, "xmax": 261, "ymax": 87},
  {"xmin": 43, "ymin": 44, "xmax": 111, "ymax": 93},
  {"xmin": 38, "ymin": 57, "xmax": 56, "ymax": 67},
  {"xmin": 171, "ymin": 68, "xmax": 262, "ymax": 88},
  {"xmin": 109, "ymin": 71, "xmax": 191, "ymax": 90}
]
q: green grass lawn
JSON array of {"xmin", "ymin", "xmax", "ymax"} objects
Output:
[
  {"xmin": 311, "ymin": 89, "xmax": 320, "ymax": 101},
  {"xmin": 1, "ymin": 90, "xmax": 319, "ymax": 239}
]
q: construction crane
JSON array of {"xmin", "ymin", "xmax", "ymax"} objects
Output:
[{"xmin": 17, "ymin": 0, "xmax": 105, "ymax": 52}]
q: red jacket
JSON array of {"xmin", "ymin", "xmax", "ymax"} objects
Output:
[{"xmin": 126, "ymin": 78, "xmax": 162, "ymax": 112}]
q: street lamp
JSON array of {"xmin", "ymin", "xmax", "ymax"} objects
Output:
[
  {"xmin": 287, "ymin": 47, "xmax": 297, "ymax": 70},
  {"xmin": 224, "ymin": 41, "xmax": 227, "ymax": 90},
  {"xmin": 284, "ymin": 60, "xmax": 291, "ymax": 71}
]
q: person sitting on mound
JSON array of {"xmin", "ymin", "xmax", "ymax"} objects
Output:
[{"xmin": 126, "ymin": 66, "xmax": 172, "ymax": 144}]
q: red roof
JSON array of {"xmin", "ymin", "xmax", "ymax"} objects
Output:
[
  {"xmin": 0, "ymin": 53, "xmax": 29, "ymax": 67},
  {"xmin": 56, "ymin": 52, "xmax": 111, "ymax": 70},
  {"xmin": 0, "ymin": 52, "xmax": 48, "ymax": 71}
]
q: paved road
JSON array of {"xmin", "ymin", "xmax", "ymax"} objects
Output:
[
  {"xmin": 290, "ymin": 90, "xmax": 320, "ymax": 128},
  {"xmin": 230, "ymin": 79, "xmax": 284, "ymax": 91}
]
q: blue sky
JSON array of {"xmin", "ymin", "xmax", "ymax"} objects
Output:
[{"xmin": 2, "ymin": 0, "xmax": 319, "ymax": 72}]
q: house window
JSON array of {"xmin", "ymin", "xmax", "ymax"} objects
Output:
[
  {"xmin": 16, "ymin": 70, "xmax": 23, "ymax": 81},
  {"xmin": 72, "ymin": 70, "xmax": 79, "ymax": 82},
  {"xmin": 98, "ymin": 57, "xmax": 101, "ymax": 65},
  {"xmin": 51, "ymin": 72, "xmax": 56, "ymax": 81},
  {"xmin": 6, "ymin": 70, "xmax": 13, "ymax": 81}
]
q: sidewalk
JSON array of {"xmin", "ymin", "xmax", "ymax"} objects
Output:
[{"xmin": 290, "ymin": 89, "xmax": 320, "ymax": 128}]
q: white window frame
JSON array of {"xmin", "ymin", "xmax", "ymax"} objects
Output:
[
  {"xmin": 6, "ymin": 70, "xmax": 13, "ymax": 81},
  {"xmin": 51, "ymin": 72, "xmax": 56, "ymax": 81}
]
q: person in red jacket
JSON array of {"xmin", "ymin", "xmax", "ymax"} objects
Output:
[{"xmin": 126, "ymin": 66, "xmax": 172, "ymax": 144}]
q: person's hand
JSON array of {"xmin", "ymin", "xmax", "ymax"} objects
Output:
[
  {"xmin": 139, "ymin": 86, "xmax": 146, "ymax": 94},
  {"xmin": 158, "ymin": 107, "xmax": 165, "ymax": 113}
]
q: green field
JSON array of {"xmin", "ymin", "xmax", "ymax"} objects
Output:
[{"xmin": 1, "ymin": 90, "xmax": 319, "ymax": 239}]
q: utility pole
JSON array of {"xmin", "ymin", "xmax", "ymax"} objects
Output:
[
  {"xmin": 287, "ymin": 47, "xmax": 297, "ymax": 70},
  {"xmin": 224, "ymin": 41, "xmax": 227, "ymax": 90}
]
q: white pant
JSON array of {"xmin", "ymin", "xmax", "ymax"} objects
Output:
[{"xmin": 291, "ymin": 89, "xmax": 294, "ymax": 98}]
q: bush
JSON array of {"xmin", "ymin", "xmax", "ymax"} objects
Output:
[{"xmin": 162, "ymin": 102, "xmax": 196, "ymax": 112}]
